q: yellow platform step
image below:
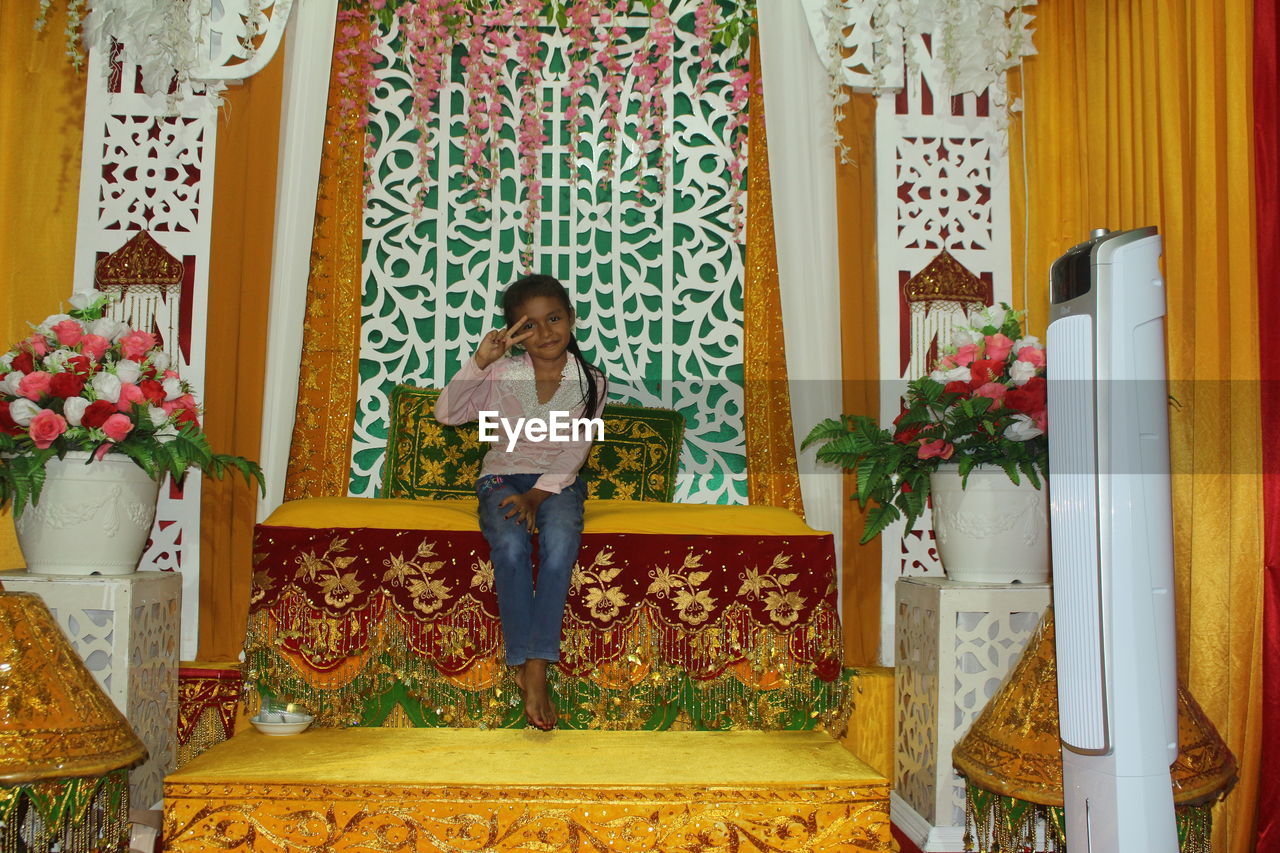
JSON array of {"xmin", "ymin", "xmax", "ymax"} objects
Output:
[{"xmin": 163, "ymin": 728, "xmax": 892, "ymax": 852}]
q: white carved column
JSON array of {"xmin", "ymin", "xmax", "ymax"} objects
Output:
[
  {"xmin": 892, "ymin": 576, "xmax": 1049, "ymax": 851},
  {"xmin": 874, "ymin": 52, "xmax": 1015, "ymax": 662},
  {"xmin": 68, "ymin": 1, "xmax": 294, "ymax": 659}
]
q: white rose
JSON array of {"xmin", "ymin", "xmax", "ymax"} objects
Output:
[
  {"xmin": 8, "ymin": 398, "xmax": 40, "ymax": 426},
  {"xmin": 36, "ymin": 313, "xmax": 73, "ymax": 336},
  {"xmin": 1014, "ymin": 335, "xmax": 1041, "ymax": 352},
  {"xmin": 150, "ymin": 351, "xmax": 170, "ymax": 372},
  {"xmin": 0, "ymin": 371, "xmax": 23, "ymax": 396},
  {"xmin": 1003, "ymin": 414, "xmax": 1044, "ymax": 442},
  {"xmin": 115, "ymin": 359, "xmax": 142, "ymax": 384},
  {"xmin": 929, "ymin": 365, "xmax": 972, "ymax": 384},
  {"xmin": 44, "ymin": 350, "xmax": 73, "ymax": 372},
  {"xmin": 68, "ymin": 291, "xmax": 98, "ymax": 310},
  {"xmin": 1009, "ymin": 360, "xmax": 1037, "ymax": 386},
  {"xmin": 148, "ymin": 406, "xmax": 169, "ymax": 428},
  {"xmin": 161, "ymin": 377, "xmax": 183, "ymax": 401},
  {"xmin": 949, "ymin": 326, "xmax": 985, "ymax": 348},
  {"xmin": 0, "ymin": 353, "xmax": 12, "ymax": 372},
  {"xmin": 63, "ymin": 397, "xmax": 90, "ymax": 426},
  {"xmin": 92, "ymin": 371, "xmax": 122, "ymax": 403},
  {"xmin": 90, "ymin": 317, "xmax": 128, "ymax": 342}
]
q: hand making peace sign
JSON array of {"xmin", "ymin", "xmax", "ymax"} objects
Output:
[{"xmin": 474, "ymin": 315, "xmax": 531, "ymax": 370}]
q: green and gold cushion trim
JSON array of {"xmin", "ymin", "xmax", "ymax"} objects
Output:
[{"xmin": 382, "ymin": 385, "xmax": 685, "ymax": 502}]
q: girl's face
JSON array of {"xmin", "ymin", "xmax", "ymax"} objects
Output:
[{"xmin": 512, "ymin": 295, "xmax": 574, "ymax": 366}]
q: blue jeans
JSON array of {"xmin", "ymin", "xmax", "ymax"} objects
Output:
[{"xmin": 476, "ymin": 474, "xmax": 586, "ymax": 665}]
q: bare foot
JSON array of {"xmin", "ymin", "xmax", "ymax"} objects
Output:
[{"xmin": 522, "ymin": 658, "xmax": 556, "ymax": 731}]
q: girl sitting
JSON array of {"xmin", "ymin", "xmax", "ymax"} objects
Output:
[{"xmin": 435, "ymin": 275, "xmax": 606, "ymax": 731}]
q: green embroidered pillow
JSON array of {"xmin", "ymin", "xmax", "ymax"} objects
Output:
[{"xmin": 382, "ymin": 385, "xmax": 685, "ymax": 502}]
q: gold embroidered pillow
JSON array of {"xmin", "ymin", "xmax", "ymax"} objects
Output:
[{"xmin": 382, "ymin": 385, "xmax": 684, "ymax": 502}]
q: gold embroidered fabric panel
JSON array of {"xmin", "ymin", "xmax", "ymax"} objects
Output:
[
  {"xmin": 165, "ymin": 785, "xmax": 893, "ymax": 852},
  {"xmin": 743, "ymin": 44, "xmax": 804, "ymax": 517},
  {"xmin": 283, "ymin": 21, "xmax": 366, "ymax": 500},
  {"xmin": 243, "ymin": 519, "xmax": 845, "ymax": 730},
  {"xmin": 164, "ymin": 729, "xmax": 892, "ymax": 852}
]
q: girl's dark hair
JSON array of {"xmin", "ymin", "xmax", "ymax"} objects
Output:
[{"xmin": 502, "ymin": 275, "xmax": 604, "ymax": 417}]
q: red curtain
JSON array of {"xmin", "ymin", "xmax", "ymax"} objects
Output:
[{"xmin": 1258, "ymin": 0, "xmax": 1279, "ymax": 848}]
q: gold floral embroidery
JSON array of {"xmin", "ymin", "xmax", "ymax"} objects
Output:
[
  {"xmin": 738, "ymin": 554, "xmax": 806, "ymax": 627},
  {"xmin": 570, "ymin": 550, "xmax": 628, "ymax": 622},
  {"xmin": 470, "ymin": 559, "xmax": 495, "ymax": 593},
  {"xmin": 648, "ymin": 552, "xmax": 716, "ymax": 626},
  {"xmin": 319, "ymin": 572, "xmax": 364, "ymax": 608},
  {"xmin": 250, "ymin": 550, "xmax": 273, "ymax": 606},
  {"xmin": 291, "ymin": 538, "xmax": 364, "ymax": 608},
  {"xmin": 382, "ymin": 541, "xmax": 454, "ymax": 615},
  {"xmin": 294, "ymin": 538, "xmax": 354, "ymax": 583}
]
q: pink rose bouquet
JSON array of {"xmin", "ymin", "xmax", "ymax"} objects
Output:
[
  {"xmin": 803, "ymin": 303, "xmax": 1049, "ymax": 543},
  {"xmin": 0, "ymin": 293, "xmax": 263, "ymax": 517}
]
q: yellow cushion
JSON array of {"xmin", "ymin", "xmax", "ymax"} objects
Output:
[{"xmin": 261, "ymin": 496, "xmax": 827, "ymax": 537}]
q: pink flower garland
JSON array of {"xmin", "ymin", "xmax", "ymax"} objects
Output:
[
  {"xmin": 726, "ymin": 55, "xmax": 755, "ymax": 240},
  {"xmin": 594, "ymin": 0, "xmax": 628, "ymax": 183},
  {"xmin": 693, "ymin": 0, "xmax": 719, "ymax": 97},
  {"xmin": 561, "ymin": 0, "xmax": 602, "ymax": 184},
  {"xmin": 397, "ymin": 0, "xmax": 470, "ymax": 217},
  {"xmin": 514, "ymin": 0, "xmax": 547, "ymax": 270},
  {"xmin": 632, "ymin": 0, "xmax": 675, "ymax": 203},
  {"xmin": 332, "ymin": 0, "xmax": 758, "ymax": 244}
]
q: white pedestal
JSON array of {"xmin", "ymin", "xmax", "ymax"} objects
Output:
[
  {"xmin": 1, "ymin": 569, "xmax": 181, "ymax": 809},
  {"xmin": 893, "ymin": 576, "xmax": 1050, "ymax": 852}
]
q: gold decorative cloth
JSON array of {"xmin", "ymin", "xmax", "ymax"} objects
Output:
[
  {"xmin": 163, "ymin": 728, "xmax": 892, "ymax": 852},
  {"xmin": 282, "ymin": 15, "xmax": 366, "ymax": 502},
  {"xmin": 177, "ymin": 663, "xmax": 244, "ymax": 768},
  {"xmin": 901, "ymin": 249, "xmax": 991, "ymax": 308},
  {"xmin": 838, "ymin": 666, "xmax": 894, "ymax": 780},
  {"xmin": 952, "ymin": 608, "xmax": 1237, "ymax": 852},
  {"xmin": 93, "ymin": 230, "xmax": 183, "ymax": 293},
  {"xmin": 743, "ymin": 40, "xmax": 804, "ymax": 518},
  {"xmin": 244, "ymin": 497, "xmax": 844, "ymax": 730}
]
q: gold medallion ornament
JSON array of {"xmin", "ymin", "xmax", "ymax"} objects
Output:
[
  {"xmin": 952, "ymin": 609, "xmax": 1237, "ymax": 853},
  {"xmin": 0, "ymin": 590, "xmax": 146, "ymax": 853}
]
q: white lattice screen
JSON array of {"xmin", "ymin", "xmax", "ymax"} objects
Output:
[{"xmin": 351, "ymin": 3, "xmax": 749, "ymax": 506}]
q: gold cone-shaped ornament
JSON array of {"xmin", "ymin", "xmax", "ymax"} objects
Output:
[
  {"xmin": 952, "ymin": 608, "xmax": 1236, "ymax": 852},
  {"xmin": 0, "ymin": 590, "xmax": 146, "ymax": 852}
]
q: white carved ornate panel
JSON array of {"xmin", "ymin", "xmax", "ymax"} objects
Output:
[
  {"xmin": 893, "ymin": 578, "xmax": 1048, "ymax": 850},
  {"xmin": 69, "ymin": 1, "xmax": 291, "ymax": 658},
  {"xmin": 875, "ymin": 37, "xmax": 1014, "ymax": 664}
]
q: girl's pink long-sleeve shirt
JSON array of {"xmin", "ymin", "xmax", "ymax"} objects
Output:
[{"xmin": 434, "ymin": 352, "xmax": 606, "ymax": 494}]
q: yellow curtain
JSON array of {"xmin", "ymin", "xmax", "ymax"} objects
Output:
[
  {"xmin": 283, "ymin": 19, "xmax": 365, "ymax": 501},
  {"xmin": 197, "ymin": 40, "xmax": 287, "ymax": 660},
  {"xmin": 1012, "ymin": 2, "xmax": 1262, "ymax": 849},
  {"xmin": 744, "ymin": 41, "xmax": 804, "ymax": 518},
  {"xmin": 0, "ymin": 3, "xmax": 87, "ymax": 570},
  {"xmin": 834, "ymin": 94, "xmax": 881, "ymax": 667}
]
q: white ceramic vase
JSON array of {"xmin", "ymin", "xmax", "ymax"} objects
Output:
[
  {"xmin": 13, "ymin": 451, "xmax": 161, "ymax": 576},
  {"xmin": 928, "ymin": 463, "xmax": 1050, "ymax": 584}
]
